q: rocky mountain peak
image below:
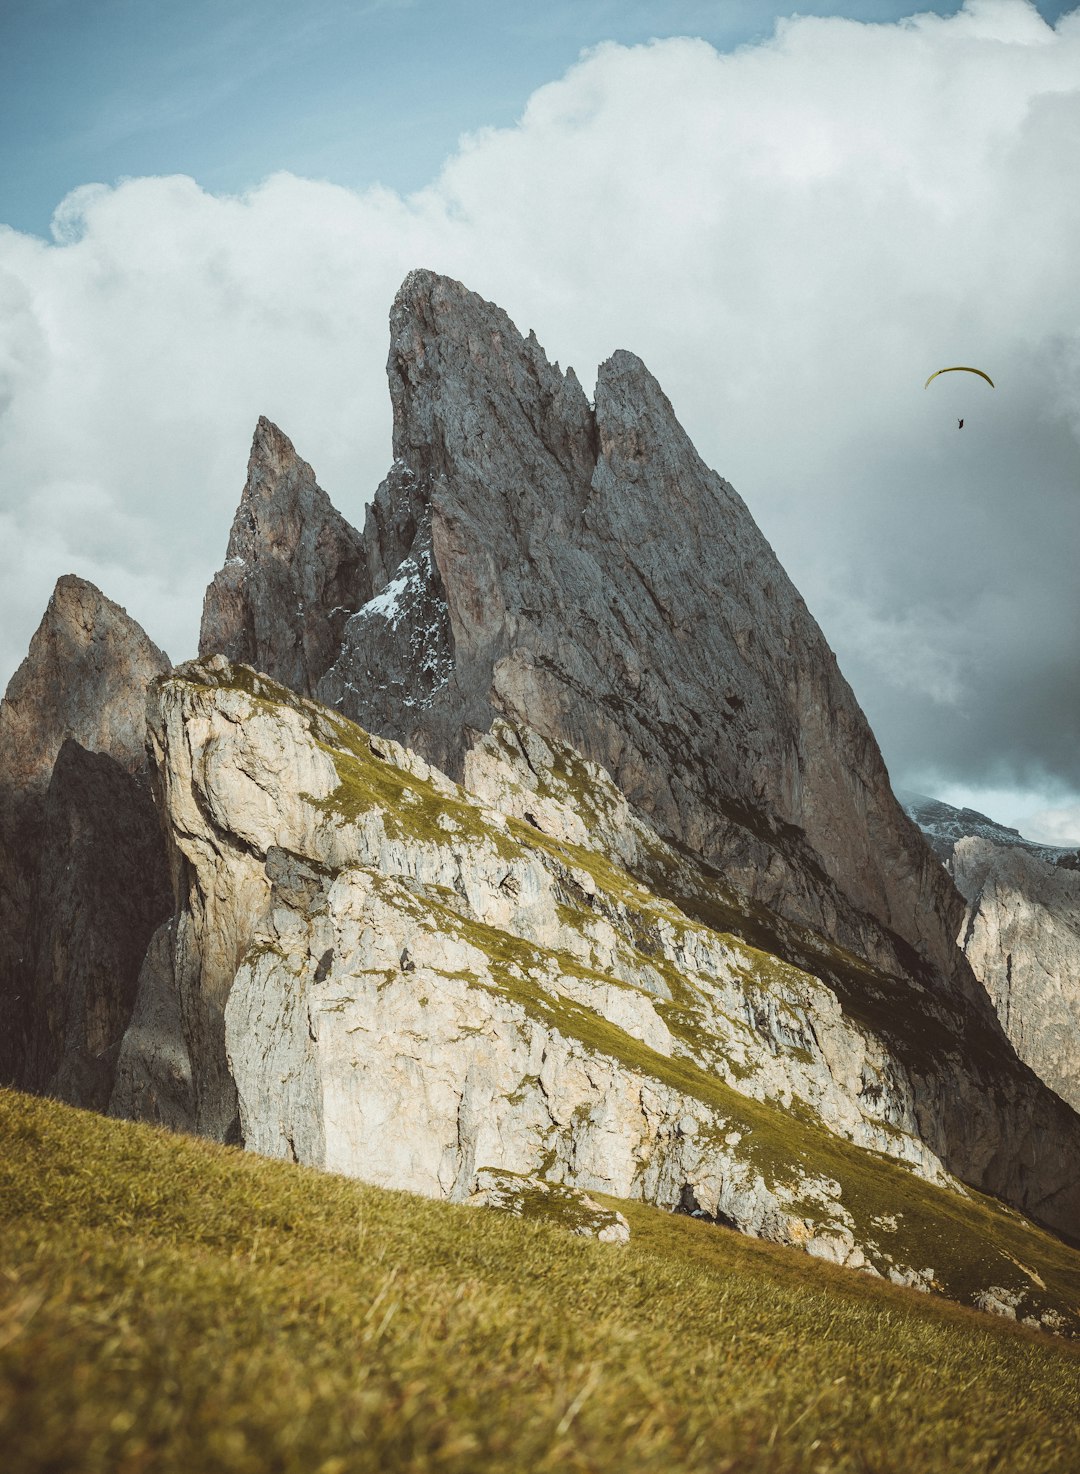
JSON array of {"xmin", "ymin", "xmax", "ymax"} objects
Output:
[
  {"xmin": 387, "ymin": 268, "xmax": 598, "ymax": 494},
  {"xmin": 323, "ymin": 270, "xmax": 967, "ymax": 1000},
  {"xmin": 0, "ymin": 576, "xmax": 171, "ymax": 1092},
  {"xmin": 0, "ymin": 574, "xmax": 169, "ymax": 799},
  {"xmin": 199, "ymin": 417, "xmax": 369, "ymax": 698},
  {"xmin": 249, "ymin": 413, "xmax": 301, "ymax": 480}
]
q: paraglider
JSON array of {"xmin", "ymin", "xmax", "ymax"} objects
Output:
[
  {"xmin": 924, "ymin": 366, "xmax": 995, "ymax": 390},
  {"xmin": 924, "ymin": 366, "xmax": 994, "ymax": 427}
]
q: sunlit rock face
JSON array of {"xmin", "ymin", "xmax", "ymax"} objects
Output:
[
  {"xmin": 110, "ymin": 659, "xmax": 1080, "ymax": 1288},
  {"xmin": 949, "ymin": 837, "xmax": 1080, "ymax": 1114},
  {"xmin": 200, "ymin": 416, "xmax": 369, "ymax": 700},
  {"xmin": 0, "ymin": 576, "xmax": 171, "ymax": 1100}
]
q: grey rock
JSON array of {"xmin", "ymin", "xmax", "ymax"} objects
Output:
[
  {"xmin": 200, "ymin": 417, "xmax": 369, "ymax": 698},
  {"xmin": 109, "ymin": 919, "xmax": 195, "ymax": 1132},
  {"xmin": 320, "ymin": 270, "xmax": 966, "ymax": 1007},
  {"xmin": 469, "ymin": 1169, "xmax": 631, "ymax": 1243},
  {"xmin": 22, "ymin": 739, "xmax": 172, "ymax": 1110},
  {"xmin": 109, "ymin": 658, "xmax": 1080, "ymax": 1324},
  {"xmin": 308, "ymin": 273, "xmax": 1080, "ymax": 1236},
  {"xmin": 0, "ymin": 575, "xmax": 170, "ymax": 1089},
  {"xmin": 950, "ymin": 836, "xmax": 1080, "ymax": 1113}
]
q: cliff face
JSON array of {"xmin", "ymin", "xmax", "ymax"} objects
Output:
[
  {"xmin": 0, "ymin": 577, "xmax": 171, "ymax": 1099},
  {"xmin": 314, "ymin": 272, "xmax": 963, "ymax": 1001},
  {"xmin": 106, "ymin": 657, "xmax": 1080, "ymax": 1328},
  {"xmin": 950, "ymin": 837, "xmax": 1080, "ymax": 1115},
  {"xmin": 199, "ymin": 416, "xmax": 369, "ymax": 698}
]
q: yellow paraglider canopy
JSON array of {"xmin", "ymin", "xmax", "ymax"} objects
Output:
[{"xmin": 924, "ymin": 366, "xmax": 995, "ymax": 389}]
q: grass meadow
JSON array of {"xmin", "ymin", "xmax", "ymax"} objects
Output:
[{"xmin": 2, "ymin": 1087, "xmax": 1078, "ymax": 1473}]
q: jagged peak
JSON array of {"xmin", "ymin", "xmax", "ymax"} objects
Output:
[
  {"xmin": 15, "ymin": 575, "xmax": 169, "ymax": 683},
  {"xmin": 44, "ymin": 573, "xmax": 139, "ymax": 633},
  {"xmin": 389, "ymin": 269, "xmax": 565, "ymax": 384},
  {"xmin": 0, "ymin": 572, "xmax": 169, "ymax": 800},
  {"xmin": 244, "ymin": 415, "xmax": 312, "ymax": 490}
]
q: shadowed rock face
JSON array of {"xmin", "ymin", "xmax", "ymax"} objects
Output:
[
  {"xmin": 0, "ymin": 575, "xmax": 170, "ymax": 1090},
  {"xmin": 200, "ymin": 417, "xmax": 369, "ymax": 698},
  {"xmin": 319, "ymin": 271, "xmax": 964, "ymax": 999},
  {"xmin": 23, "ymin": 740, "xmax": 172, "ymax": 1109}
]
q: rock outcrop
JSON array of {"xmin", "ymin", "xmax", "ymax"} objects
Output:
[
  {"xmin": 313, "ymin": 271, "xmax": 963, "ymax": 1006},
  {"xmin": 199, "ymin": 417, "xmax": 369, "ymax": 698},
  {"xmin": 902, "ymin": 793, "xmax": 1080, "ymax": 1118},
  {"xmin": 950, "ymin": 837, "xmax": 1080, "ymax": 1115},
  {"xmin": 0, "ymin": 577, "xmax": 171, "ymax": 1098},
  {"xmin": 108, "ymin": 657, "xmax": 1080, "ymax": 1329}
]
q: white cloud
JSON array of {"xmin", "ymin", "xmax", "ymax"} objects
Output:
[
  {"xmin": 1026, "ymin": 804, "xmax": 1080, "ymax": 846},
  {"xmin": 1, "ymin": 0, "xmax": 1079, "ymax": 818}
]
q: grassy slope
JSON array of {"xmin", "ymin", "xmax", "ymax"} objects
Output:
[{"xmin": 2, "ymin": 1090, "xmax": 1079, "ymax": 1474}]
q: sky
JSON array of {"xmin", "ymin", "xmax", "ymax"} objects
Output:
[{"xmin": 1, "ymin": 0, "xmax": 1078, "ymax": 843}]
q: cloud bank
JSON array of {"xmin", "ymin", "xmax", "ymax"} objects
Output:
[{"xmin": 1, "ymin": 0, "xmax": 1078, "ymax": 834}]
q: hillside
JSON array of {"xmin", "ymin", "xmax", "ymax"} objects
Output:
[
  {"xmin": 2, "ymin": 270, "xmax": 1080, "ymax": 1397},
  {"xmin": 2, "ymin": 1088, "xmax": 1079, "ymax": 1474},
  {"xmin": 76, "ymin": 653, "xmax": 1076, "ymax": 1329}
]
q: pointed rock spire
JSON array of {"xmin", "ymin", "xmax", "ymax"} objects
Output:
[{"xmin": 199, "ymin": 417, "xmax": 369, "ymax": 697}]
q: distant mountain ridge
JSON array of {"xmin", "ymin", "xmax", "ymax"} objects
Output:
[{"xmin": 899, "ymin": 790, "xmax": 1079, "ymax": 868}]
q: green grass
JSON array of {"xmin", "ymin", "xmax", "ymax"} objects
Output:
[{"xmin": 3, "ymin": 1090, "xmax": 1080, "ymax": 1474}]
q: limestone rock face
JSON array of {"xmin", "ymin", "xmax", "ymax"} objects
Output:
[
  {"xmin": 108, "ymin": 659, "xmax": 1080, "ymax": 1327},
  {"xmin": 0, "ymin": 576, "xmax": 170, "ymax": 1090},
  {"xmin": 950, "ymin": 837, "xmax": 1080, "ymax": 1114},
  {"xmin": 318, "ymin": 272, "xmax": 965, "ymax": 1006},
  {"xmin": 200, "ymin": 417, "xmax": 369, "ymax": 698}
]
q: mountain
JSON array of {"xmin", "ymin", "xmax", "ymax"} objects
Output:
[
  {"xmin": 189, "ymin": 270, "xmax": 1080, "ymax": 1241},
  {"xmin": 951, "ymin": 838, "xmax": 1080, "ymax": 1114},
  {"xmin": 900, "ymin": 790, "xmax": 1079, "ymax": 867},
  {"xmin": 4, "ymin": 273, "xmax": 1080, "ymax": 1328},
  {"xmin": 902, "ymin": 792, "xmax": 1080, "ymax": 1116},
  {"xmin": 0, "ymin": 576, "xmax": 172, "ymax": 1106},
  {"xmin": 318, "ymin": 272, "xmax": 965, "ymax": 1004}
]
